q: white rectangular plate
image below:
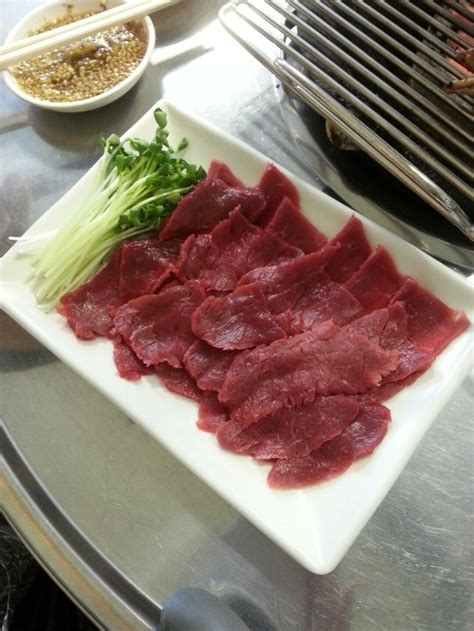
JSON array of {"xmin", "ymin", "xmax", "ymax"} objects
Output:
[{"xmin": 1, "ymin": 100, "xmax": 473, "ymax": 574}]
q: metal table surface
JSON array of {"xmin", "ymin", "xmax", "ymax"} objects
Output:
[{"xmin": 1, "ymin": 2, "xmax": 473, "ymax": 629}]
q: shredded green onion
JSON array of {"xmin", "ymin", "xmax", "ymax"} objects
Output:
[{"xmin": 29, "ymin": 108, "xmax": 205, "ymax": 310}]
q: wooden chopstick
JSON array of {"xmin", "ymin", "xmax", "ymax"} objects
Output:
[{"xmin": 0, "ymin": 0, "xmax": 179, "ymax": 71}]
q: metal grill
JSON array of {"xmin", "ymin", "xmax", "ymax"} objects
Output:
[{"xmin": 220, "ymin": 0, "xmax": 474, "ymax": 241}]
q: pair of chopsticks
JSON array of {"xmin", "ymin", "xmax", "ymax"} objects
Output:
[{"xmin": 0, "ymin": 0, "xmax": 180, "ymax": 71}]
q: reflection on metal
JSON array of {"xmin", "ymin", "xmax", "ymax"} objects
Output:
[
  {"xmin": 1, "ymin": 1, "xmax": 473, "ymax": 629},
  {"xmin": 0, "ymin": 423, "xmax": 162, "ymax": 630},
  {"xmin": 220, "ymin": 0, "xmax": 473, "ymax": 241}
]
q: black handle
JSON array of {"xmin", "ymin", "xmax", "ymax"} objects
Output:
[{"xmin": 160, "ymin": 587, "xmax": 250, "ymax": 631}]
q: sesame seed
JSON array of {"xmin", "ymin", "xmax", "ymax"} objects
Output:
[{"xmin": 11, "ymin": 11, "xmax": 147, "ymax": 102}]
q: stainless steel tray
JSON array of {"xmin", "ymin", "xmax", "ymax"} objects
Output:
[{"xmin": 1, "ymin": 1, "xmax": 473, "ymax": 628}]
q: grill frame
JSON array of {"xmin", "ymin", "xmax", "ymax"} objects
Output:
[{"xmin": 220, "ymin": 0, "xmax": 474, "ymax": 242}]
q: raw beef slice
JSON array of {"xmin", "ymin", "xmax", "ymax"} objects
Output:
[
  {"xmin": 346, "ymin": 246, "xmax": 405, "ymax": 311},
  {"xmin": 217, "ymin": 395, "xmax": 360, "ymax": 459},
  {"xmin": 192, "ymin": 282, "xmax": 287, "ymax": 350},
  {"xmin": 268, "ymin": 405, "xmax": 391, "ymax": 488},
  {"xmin": 159, "ymin": 174, "xmax": 265, "ymax": 240},
  {"xmin": 325, "ymin": 216, "xmax": 372, "ymax": 283},
  {"xmin": 351, "ymin": 279, "xmax": 469, "ymax": 392},
  {"xmin": 254, "ymin": 164, "xmax": 300, "ymax": 226},
  {"xmin": 379, "ymin": 302, "xmax": 408, "ymax": 349},
  {"xmin": 119, "ymin": 237, "xmax": 181, "ymax": 302},
  {"xmin": 176, "ymin": 208, "xmax": 301, "ymax": 292},
  {"xmin": 338, "ymin": 303, "xmax": 428, "ymax": 400},
  {"xmin": 155, "ymin": 363, "xmax": 203, "ymax": 402},
  {"xmin": 356, "ymin": 371, "xmax": 424, "ymax": 405},
  {"xmin": 239, "ymin": 245, "xmax": 339, "ymax": 295},
  {"xmin": 57, "ymin": 249, "xmax": 122, "ymax": 340},
  {"xmin": 238, "ymin": 247, "xmax": 364, "ymax": 332},
  {"xmin": 183, "ymin": 341, "xmax": 237, "ymax": 392},
  {"xmin": 267, "ymin": 197, "xmax": 327, "ymax": 253},
  {"xmin": 113, "ymin": 282, "xmax": 206, "ymax": 368},
  {"xmin": 383, "ymin": 278, "xmax": 471, "ymax": 382},
  {"xmin": 58, "ymin": 237, "xmax": 183, "ymax": 340},
  {"xmin": 347, "ymin": 278, "xmax": 469, "ymax": 402},
  {"xmin": 344, "ymin": 302, "xmax": 408, "ymax": 349},
  {"xmin": 113, "ymin": 336, "xmax": 153, "ymax": 381},
  {"xmin": 392, "ymin": 278, "xmax": 470, "ymax": 354},
  {"xmin": 207, "ymin": 160, "xmax": 244, "ymax": 187},
  {"xmin": 219, "ymin": 327, "xmax": 399, "ymax": 427},
  {"xmin": 197, "ymin": 391, "xmax": 229, "ymax": 433}
]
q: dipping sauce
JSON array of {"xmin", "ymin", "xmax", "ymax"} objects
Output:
[{"xmin": 12, "ymin": 11, "xmax": 147, "ymax": 103}]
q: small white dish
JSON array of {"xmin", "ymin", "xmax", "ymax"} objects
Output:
[
  {"xmin": 1, "ymin": 100, "xmax": 473, "ymax": 573},
  {"xmin": 3, "ymin": 0, "xmax": 156, "ymax": 113}
]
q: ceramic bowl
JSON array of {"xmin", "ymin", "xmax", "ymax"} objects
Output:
[{"xmin": 3, "ymin": 0, "xmax": 156, "ymax": 113}]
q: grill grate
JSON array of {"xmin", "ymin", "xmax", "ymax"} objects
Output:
[{"xmin": 220, "ymin": 0, "xmax": 474, "ymax": 241}]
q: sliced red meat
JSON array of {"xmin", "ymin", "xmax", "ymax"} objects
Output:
[
  {"xmin": 197, "ymin": 391, "xmax": 229, "ymax": 433},
  {"xmin": 217, "ymin": 395, "xmax": 360, "ymax": 460},
  {"xmin": 382, "ymin": 278, "xmax": 471, "ymax": 383},
  {"xmin": 238, "ymin": 247, "xmax": 364, "ymax": 333},
  {"xmin": 346, "ymin": 279, "xmax": 469, "ymax": 402},
  {"xmin": 239, "ymin": 244, "xmax": 338, "ymax": 294},
  {"xmin": 352, "ymin": 279, "xmax": 470, "ymax": 389},
  {"xmin": 155, "ymin": 363, "xmax": 203, "ymax": 401},
  {"xmin": 158, "ymin": 176, "xmax": 265, "ymax": 240},
  {"xmin": 57, "ymin": 237, "xmax": 183, "ymax": 342},
  {"xmin": 267, "ymin": 197, "xmax": 327, "ymax": 253},
  {"xmin": 119, "ymin": 237, "xmax": 181, "ymax": 303},
  {"xmin": 379, "ymin": 302, "xmax": 408, "ymax": 349},
  {"xmin": 192, "ymin": 282, "xmax": 287, "ymax": 350},
  {"xmin": 341, "ymin": 302, "xmax": 428, "ymax": 391},
  {"xmin": 345, "ymin": 302, "xmax": 407, "ymax": 348},
  {"xmin": 284, "ymin": 274, "xmax": 364, "ymax": 334},
  {"xmin": 254, "ymin": 164, "xmax": 300, "ymax": 226},
  {"xmin": 346, "ymin": 246, "xmax": 405, "ymax": 311},
  {"xmin": 347, "ymin": 301, "xmax": 432, "ymax": 402},
  {"xmin": 392, "ymin": 278, "xmax": 470, "ymax": 353},
  {"xmin": 112, "ymin": 336, "xmax": 153, "ymax": 381},
  {"xmin": 219, "ymin": 327, "xmax": 399, "ymax": 427},
  {"xmin": 384, "ymin": 345, "xmax": 430, "ymax": 384},
  {"xmin": 379, "ymin": 310, "xmax": 433, "ymax": 383},
  {"xmin": 346, "ymin": 307, "xmax": 390, "ymax": 339},
  {"xmin": 325, "ymin": 216, "xmax": 372, "ymax": 283},
  {"xmin": 176, "ymin": 208, "xmax": 301, "ymax": 292},
  {"xmin": 357, "ymin": 371, "xmax": 424, "ymax": 404},
  {"xmin": 207, "ymin": 160, "xmax": 243, "ymax": 187},
  {"xmin": 57, "ymin": 249, "xmax": 122, "ymax": 340},
  {"xmin": 183, "ymin": 341, "xmax": 237, "ymax": 391},
  {"xmin": 268, "ymin": 405, "xmax": 391, "ymax": 489},
  {"xmin": 113, "ymin": 282, "xmax": 206, "ymax": 368}
]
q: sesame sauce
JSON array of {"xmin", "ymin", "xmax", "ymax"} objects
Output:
[{"xmin": 12, "ymin": 10, "xmax": 147, "ymax": 103}]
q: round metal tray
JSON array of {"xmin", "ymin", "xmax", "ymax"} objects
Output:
[
  {"xmin": 276, "ymin": 87, "xmax": 474, "ymax": 271},
  {"xmin": 1, "ymin": 3, "xmax": 473, "ymax": 628}
]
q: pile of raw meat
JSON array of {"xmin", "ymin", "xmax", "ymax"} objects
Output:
[{"xmin": 57, "ymin": 161, "xmax": 469, "ymax": 489}]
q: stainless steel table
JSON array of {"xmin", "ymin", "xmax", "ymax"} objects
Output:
[{"xmin": 1, "ymin": 2, "xmax": 473, "ymax": 629}]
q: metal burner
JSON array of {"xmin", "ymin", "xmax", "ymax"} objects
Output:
[{"xmin": 220, "ymin": 0, "xmax": 474, "ymax": 268}]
